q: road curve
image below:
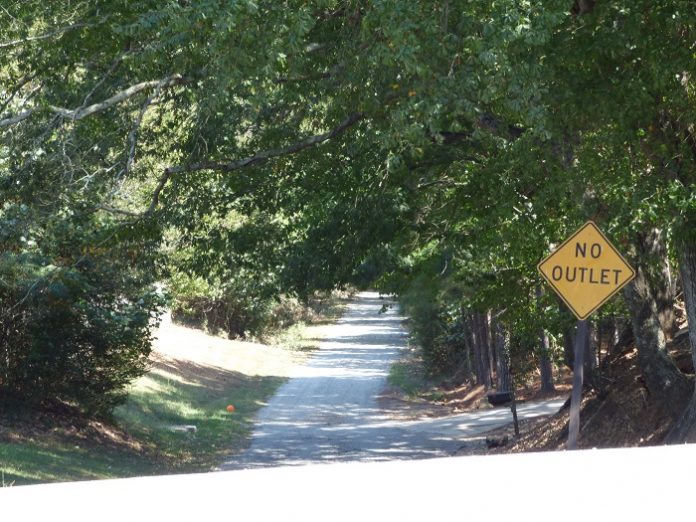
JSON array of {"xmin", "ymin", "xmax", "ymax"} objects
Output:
[{"xmin": 220, "ymin": 292, "xmax": 564, "ymax": 470}]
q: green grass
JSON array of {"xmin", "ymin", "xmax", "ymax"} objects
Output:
[
  {"xmin": 1, "ymin": 292, "xmax": 350, "ymax": 486},
  {"xmin": 264, "ymin": 294, "xmax": 353, "ymax": 352},
  {"xmin": 388, "ymin": 346, "xmax": 431, "ymax": 397},
  {"xmin": 113, "ymin": 371, "xmax": 286, "ymax": 473},
  {"xmin": 1, "ymin": 371, "xmax": 286, "ymax": 486},
  {"xmin": 387, "ymin": 343, "xmax": 448, "ymax": 403},
  {"xmin": 1, "ymin": 357, "xmax": 287, "ymax": 487},
  {"xmin": 0, "ymin": 439, "xmax": 159, "ymax": 487}
]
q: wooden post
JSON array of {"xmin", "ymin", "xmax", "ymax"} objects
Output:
[{"xmin": 567, "ymin": 319, "xmax": 588, "ymax": 449}]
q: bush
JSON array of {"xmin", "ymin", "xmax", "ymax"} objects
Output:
[
  {"xmin": 0, "ymin": 216, "xmax": 164, "ymax": 416},
  {"xmin": 169, "ymin": 280, "xmax": 330, "ymax": 339},
  {"xmin": 398, "ymin": 276, "xmax": 467, "ymax": 376},
  {"xmin": 168, "ymin": 273, "xmax": 273, "ymax": 338},
  {"xmin": 168, "ymin": 263, "xmax": 349, "ymax": 340}
]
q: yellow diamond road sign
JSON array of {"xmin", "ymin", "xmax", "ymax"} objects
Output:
[{"xmin": 538, "ymin": 221, "xmax": 636, "ymax": 320}]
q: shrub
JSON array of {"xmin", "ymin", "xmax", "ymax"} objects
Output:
[
  {"xmin": 168, "ymin": 273, "xmax": 273, "ymax": 338},
  {"xmin": 0, "ymin": 215, "xmax": 164, "ymax": 416},
  {"xmin": 398, "ymin": 276, "xmax": 466, "ymax": 376}
]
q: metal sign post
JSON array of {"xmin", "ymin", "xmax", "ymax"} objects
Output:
[{"xmin": 567, "ymin": 319, "xmax": 588, "ymax": 450}]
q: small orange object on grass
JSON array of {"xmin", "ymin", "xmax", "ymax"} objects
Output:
[{"xmin": 226, "ymin": 404, "xmax": 235, "ymax": 413}]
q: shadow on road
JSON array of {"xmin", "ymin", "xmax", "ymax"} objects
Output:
[{"xmin": 220, "ymin": 292, "xmax": 564, "ymax": 470}]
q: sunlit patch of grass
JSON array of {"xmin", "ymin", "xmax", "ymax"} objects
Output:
[
  {"xmin": 0, "ymin": 439, "xmax": 160, "ymax": 486},
  {"xmin": 1, "ymin": 345, "xmax": 288, "ymax": 485},
  {"xmin": 114, "ymin": 368, "xmax": 285, "ymax": 472},
  {"xmin": 388, "ymin": 346, "xmax": 431, "ymax": 398},
  {"xmin": 265, "ymin": 296, "xmax": 351, "ymax": 356},
  {"xmin": 271, "ymin": 322, "xmax": 322, "ymax": 354}
]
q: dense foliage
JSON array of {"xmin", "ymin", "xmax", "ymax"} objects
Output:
[
  {"xmin": 0, "ymin": 207, "xmax": 163, "ymax": 414},
  {"xmin": 3, "ymin": 1, "xmax": 696, "ymax": 435}
]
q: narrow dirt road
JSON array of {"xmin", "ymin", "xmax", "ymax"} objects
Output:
[{"xmin": 221, "ymin": 292, "xmax": 563, "ymax": 470}]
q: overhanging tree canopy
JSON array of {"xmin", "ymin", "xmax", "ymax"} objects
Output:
[{"xmin": 3, "ymin": 1, "xmax": 696, "ymax": 438}]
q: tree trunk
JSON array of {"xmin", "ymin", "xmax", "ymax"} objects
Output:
[
  {"xmin": 539, "ymin": 333, "xmax": 555, "ymax": 392},
  {"xmin": 463, "ymin": 332, "xmax": 473, "ymax": 382},
  {"xmin": 468, "ymin": 314, "xmax": 486, "ymax": 387},
  {"xmin": 471, "ymin": 312, "xmax": 491, "ymax": 389},
  {"xmin": 623, "ymin": 263, "xmax": 691, "ymax": 419},
  {"xmin": 558, "ymin": 298, "xmax": 575, "ymax": 369},
  {"xmin": 562, "ymin": 327, "xmax": 575, "ymax": 368},
  {"xmin": 466, "ymin": 314, "xmax": 480, "ymax": 384},
  {"xmin": 460, "ymin": 309, "xmax": 474, "ymax": 382},
  {"xmin": 479, "ymin": 312, "xmax": 492, "ymax": 389},
  {"xmin": 637, "ymin": 228, "xmax": 678, "ymax": 336},
  {"xmin": 535, "ymin": 286, "xmax": 555, "ymax": 391},
  {"xmin": 584, "ymin": 320, "xmax": 596, "ymax": 379},
  {"xmin": 612, "ymin": 318, "xmax": 621, "ymax": 350},
  {"xmin": 493, "ymin": 317, "xmax": 511, "ymax": 392},
  {"xmin": 666, "ymin": 237, "xmax": 696, "ymax": 441},
  {"xmin": 596, "ymin": 319, "xmax": 604, "ymax": 366},
  {"xmin": 482, "ymin": 311, "xmax": 494, "ymax": 386},
  {"xmin": 488, "ymin": 310, "xmax": 497, "ymax": 376}
]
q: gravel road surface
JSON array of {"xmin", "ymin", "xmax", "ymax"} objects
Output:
[{"xmin": 221, "ymin": 292, "xmax": 564, "ymax": 470}]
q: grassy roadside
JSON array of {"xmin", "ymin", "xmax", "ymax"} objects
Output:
[
  {"xmin": 387, "ymin": 340, "xmax": 441, "ymax": 400},
  {"xmin": 0, "ymin": 429, "xmax": 161, "ymax": 486},
  {"xmin": 1, "ymin": 294, "xmax": 349, "ymax": 486}
]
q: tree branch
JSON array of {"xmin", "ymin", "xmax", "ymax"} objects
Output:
[
  {"xmin": 0, "ymin": 23, "xmax": 87, "ymax": 49},
  {"xmin": 0, "ymin": 75, "xmax": 185, "ymax": 129},
  {"xmin": 275, "ymin": 72, "xmax": 332, "ymax": 84},
  {"xmin": 0, "ymin": 73, "xmax": 36, "ymax": 115},
  {"xmin": 164, "ymin": 112, "xmax": 363, "ymax": 175},
  {"xmin": 51, "ymin": 75, "xmax": 184, "ymax": 121},
  {"xmin": 417, "ymin": 178, "xmax": 462, "ymax": 190},
  {"xmin": 144, "ymin": 170, "xmax": 173, "ymax": 216},
  {"xmin": 120, "ymin": 112, "xmax": 364, "ymax": 218},
  {"xmin": 96, "ymin": 204, "xmax": 143, "ymax": 217},
  {"xmin": 0, "ymin": 110, "xmax": 33, "ymax": 128},
  {"xmin": 123, "ymin": 82, "xmax": 164, "ymax": 177},
  {"xmin": 80, "ymin": 52, "xmax": 129, "ymax": 108}
]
